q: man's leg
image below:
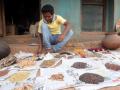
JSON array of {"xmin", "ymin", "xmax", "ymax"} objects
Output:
[
  {"xmin": 41, "ymin": 23, "xmax": 52, "ymax": 50},
  {"xmin": 53, "ymin": 30, "xmax": 73, "ymax": 52}
]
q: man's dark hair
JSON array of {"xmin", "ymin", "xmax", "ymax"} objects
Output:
[{"xmin": 41, "ymin": 4, "xmax": 54, "ymax": 15}]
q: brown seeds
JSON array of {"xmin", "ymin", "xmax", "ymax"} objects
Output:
[
  {"xmin": 49, "ymin": 73, "xmax": 64, "ymax": 81},
  {"xmin": 0, "ymin": 69, "xmax": 9, "ymax": 77},
  {"xmin": 71, "ymin": 62, "xmax": 87, "ymax": 69},
  {"xmin": 79, "ymin": 73, "xmax": 104, "ymax": 84},
  {"xmin": 105, "ymin": 63, "xmax": 120, "ymax": 71}
]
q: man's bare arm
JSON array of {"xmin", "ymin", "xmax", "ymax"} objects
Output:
[{"xmin": 57, "ymin": 21, "xmax": 71, "ymax": 42}]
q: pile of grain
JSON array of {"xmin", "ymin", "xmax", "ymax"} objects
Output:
[
  {"xmin": 17, "ymin": 60, "xmax": 35, "ymax": 68},
  {"xmin": 0, "ymin": 69, "xmax": 9, "ymax": 77},
  {"xmin": 40, "ymin": 60, "xmax": 56, "ymax": 68},
  {"xmin": 49, "ymin": 73, "xmax": 64, "ymax": 81},
  {"xmin": 8, "ymin": 71, "xmax": 29, "ymax": 83},
  {"xmin": 79, "ymin": 73, "xmax": 104, "ymax": 84},
  {"xmin": 105, "ymin": 63, "xmax": 120, "ymax": 71},
  {"xmin": 71, "ymin": 62, "xmax": 87, "ymax": 69}
]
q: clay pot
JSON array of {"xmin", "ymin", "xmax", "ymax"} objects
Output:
[
  {"xmin": 102, "ymin": 34, "xmax": 120, "ymax": 50},
  {"xmin": 0, "ymin": 40, "xmax": 11, "ymax": 59}
]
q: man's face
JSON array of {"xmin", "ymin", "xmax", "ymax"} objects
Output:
[{"xmin": 43, "ymin": 12, "xmax": 53, "ymax": 23}]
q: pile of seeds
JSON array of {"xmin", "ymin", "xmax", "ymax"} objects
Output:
[
  {"xmin": 0, "ymin": 69, "xmax": 9, "ymax": 77},
  {"xmin": 79, "ymin": 73, "xmax": 104, "ymax": 84},
  {"xmin": 105, "ymin": 63, "xmax": 120, "ymax": 71},
  {"xmin": 71, "ymin": 62, "xmax": 87, "ymax": 69}
]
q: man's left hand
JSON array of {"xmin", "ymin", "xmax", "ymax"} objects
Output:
[{"xmin": 57, "ymin": 34, "xmax": 65, "ymax": 42}]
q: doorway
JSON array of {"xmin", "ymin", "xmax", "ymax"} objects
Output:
[
  {"xmin": 81, "ymin": 0, "xmax": 106, "ymax": 32},
  {"xmin": 4, "ymin": 0, "xmax": 40, "ymax": 35}
]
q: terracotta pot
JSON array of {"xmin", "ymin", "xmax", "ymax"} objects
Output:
[
  {"xmin": 0, "ymin": 40, "xmax": 11, "ymax": 59},
  {"xmin": 102, "ymin": 34, "xmax": 120, "ymax": 50}
]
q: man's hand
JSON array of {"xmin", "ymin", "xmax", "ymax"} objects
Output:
[
  {"xmin": 34, "ymin": 50, "xmax": 41, "ymax": 56},
  {"xmin": 57, "ymin": 34, "xmax": 65, "ymax": 42},
  {"xmin": 57, "ymin": 21, "xmax": 71, "ymax": 43}
]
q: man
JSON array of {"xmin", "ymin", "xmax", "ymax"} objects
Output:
[
  {"xmin": 36, "ymin": 4, "xmax": 73, "ymax": 54},
  {"xmin": 116, "ymin": 19, "xmax": 120, "ymax": 35}
]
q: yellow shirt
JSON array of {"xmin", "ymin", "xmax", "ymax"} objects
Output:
[{"xmin": 38, "ymin": 15, "xmax": 66, "ymax": 35}]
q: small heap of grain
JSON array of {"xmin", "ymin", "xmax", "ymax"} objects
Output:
[
  {"xmin": 105, "ymin": 63, "xmax": 120, "ymax": 71},
  {"xmin": 8, "ymin": 71, "xmax": 30, "ymax": 83},
  {"xmin": 74, "ymin": 48, "xmax": 86, "ymax": 57},
  {"xmin": 17, "ymin": 59, "xmax": 35, "ymax": 68},
  {"xmin": 49, "ymin": 73, "xmax": 64, "ymax": 81},
  {"xmin": 71, "ymin": 62, "xmax": 87, "ymax": 69},
  {"xmin": 40, "ymin": 60, "xmax": 56, "ymax": 68},
  {"xmin": 79, "ymin": 73, "xmax": 104, "ymax": 84},
  {"xmin": 0, "ymin": 69, "xmax": 9, "ymax": 77}
]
